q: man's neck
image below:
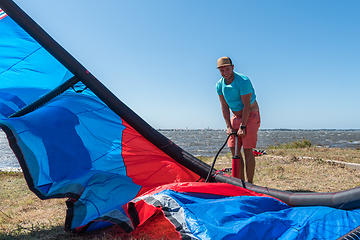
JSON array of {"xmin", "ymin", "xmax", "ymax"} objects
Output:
[{"xmin": 225, "ymin": 72, "xmax": 234, "ymax": 85}]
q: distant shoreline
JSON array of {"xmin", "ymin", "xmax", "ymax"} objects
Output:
[{"xmin": 2, "ymin": 129, "xmax": 360, "ymax": 172}]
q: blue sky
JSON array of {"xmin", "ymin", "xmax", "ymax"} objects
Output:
[{"xmin": 12, "ymin": 0, "xmax": 360, "ymax": 129}]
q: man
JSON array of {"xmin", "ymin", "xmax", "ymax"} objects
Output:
[{"xmin": 216, "ymin": 56, "xmax": 260, "ymax": 183}]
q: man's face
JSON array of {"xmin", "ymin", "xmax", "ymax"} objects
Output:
[{"xmin": 218, "ymin": 65, "xmax": 234, "ymax": 81}]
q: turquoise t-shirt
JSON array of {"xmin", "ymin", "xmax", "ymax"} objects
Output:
[{"xmin": 216, "ymin": 72, "xmax": 256, "ymax": 112}]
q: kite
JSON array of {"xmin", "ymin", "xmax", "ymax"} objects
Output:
[{"xmin": 0, "ymin": 1, "xmax": 359, "ymax": 239}]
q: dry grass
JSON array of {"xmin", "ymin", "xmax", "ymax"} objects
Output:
[
  {"xmin": 254, "ymin": 154, "xmax": 360, "ymax": 192},
  {"xmin": 1, "ymin": 146, "xmax": 360, "ymax": 239},
  {"xmin": 258, "ymin": 146, "xmax": 360, "ymax": 191},
  {"xmin": 0, "ymin": 172, "xmax": 67, "ymax": 239},
  {"xmin": 0, "ymin": 172, "xmax": 181, "ymax": 240},
  {"xmin": 267, "ymin": 147, "xmax": 360, "ymax": 164},
  {"xmin": 201, "ymin": 147, "xmax": 360, "ymax": 192}
]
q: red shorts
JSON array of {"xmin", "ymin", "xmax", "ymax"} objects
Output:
[{"xmin": 228, "ymin": 111, "xmax": 260, "ymax": 149}]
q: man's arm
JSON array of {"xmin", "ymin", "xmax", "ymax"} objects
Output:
[
  {"xmin": 218, "ymin": 95, "xmax": 234, "ymax": 134},
  {"xmin": 238, "ymin": 92, "xmax": 252, "ymax": 136}
]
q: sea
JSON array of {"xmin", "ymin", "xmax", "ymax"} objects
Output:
[{"xmin": 1, "ymin": 129, "xmax": 360, "ymax": 171}]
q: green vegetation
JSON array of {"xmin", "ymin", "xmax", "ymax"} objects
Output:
[{"xmin": 268, "ymin": 139, "xmax": 312, "ymax": 149}]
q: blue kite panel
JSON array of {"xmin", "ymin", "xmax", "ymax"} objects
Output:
[
  {"xmin": 138, "ymin": 186, "xmax": 360, "ymax": 240},
  {"xmin": 0, "ymin": 14, "xmax": 72, "ymax": 119}
]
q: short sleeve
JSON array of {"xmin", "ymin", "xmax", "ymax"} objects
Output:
[
  {"xmin": 216, "ymin": 79, "xmax": 223, "ymax": 95},
  {"xmin": 239, "ymin": 79, "xmax": 253, "ymax": 96}
]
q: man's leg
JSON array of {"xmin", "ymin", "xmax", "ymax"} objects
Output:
[
  {"xmin": 243, "ymin": 148, "xmax": 255, "ymax": 183},
  {"xmin": 241, "ymin": 111, "xmax": 260, "ymax": 183}
]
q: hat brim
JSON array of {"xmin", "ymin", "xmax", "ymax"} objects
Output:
[{"xmin": 216, "ymin": 63, "xmax": 232, "ymax": 69}]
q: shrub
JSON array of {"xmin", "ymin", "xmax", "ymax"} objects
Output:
[{"xmin": 268, "ymin": 139, "xmax": 312, "ymax": 149}]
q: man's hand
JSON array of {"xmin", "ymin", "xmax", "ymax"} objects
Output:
[
  {"xmin": 237, "ymin": 128, "xmax": 246, "ymax": 137},
  {"xmin": 227, "ymin": 126, "xmax": 235, "ymax": 135}
]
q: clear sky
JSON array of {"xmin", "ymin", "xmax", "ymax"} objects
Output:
[{"xmin": 11, "ymin": 0, "xmax": 360, "ymax": 129}]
